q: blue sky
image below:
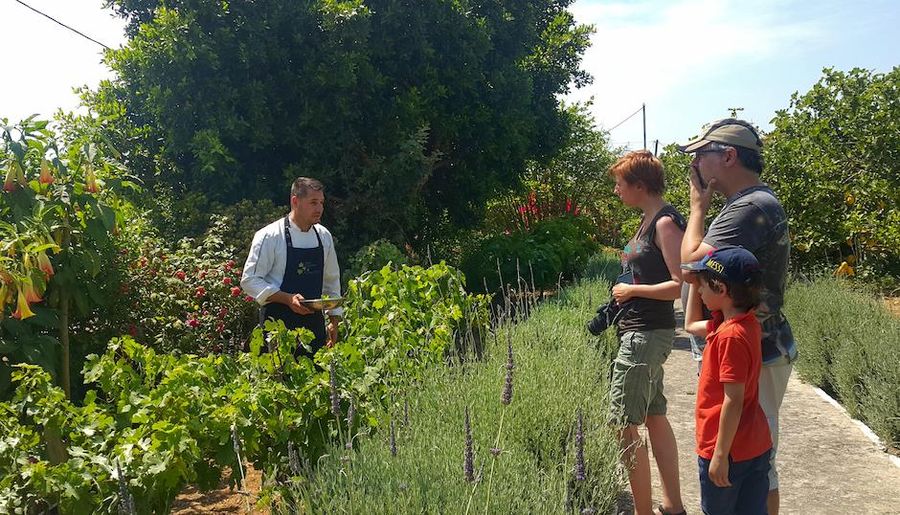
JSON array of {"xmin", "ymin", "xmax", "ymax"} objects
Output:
[
  {"xmin": 1, "ymin": 0, "xmax": 898, "ymax": 150},
  {"xmin": 566, "ymin": 0, "xmax": 900, "ymax": 148}
]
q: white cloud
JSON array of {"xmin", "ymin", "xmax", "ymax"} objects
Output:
[{"xmin": 567, "ymin": 0, "xmax": 825, "ymax": 138}]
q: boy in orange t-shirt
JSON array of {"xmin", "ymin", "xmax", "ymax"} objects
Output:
[{"xmin": 684, "ymin": 247, "xmax": 771, "ymax": 515}]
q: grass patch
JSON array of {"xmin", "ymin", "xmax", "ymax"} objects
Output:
[
  {"xmin": 785, "ymin": 277, "xmax": 900, "ymax": 448},
  {"xmin": 287, "ymin": 278, "xmax": 625, "ymax": 513}
]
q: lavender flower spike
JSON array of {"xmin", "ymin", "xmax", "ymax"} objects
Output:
[
  {"xmin": 501, "ymin": 335, "xmax": 514, "ymax": 405},
  {"xmin": 329, "ymin": 360, "xmax": 341, "ymax": 420},
  {"xmin": 464, "ymin": 407, "xmax": 474, "ymax": 482},
  {"xmin": 574, "ymin": 409, "xmax": 585, "ymax": 482},
  {"xmin": 390, "ymin": 418, "xmax": 397, "ymax": 457}
]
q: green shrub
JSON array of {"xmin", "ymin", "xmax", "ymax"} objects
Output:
[
  {"xmin": 785, "ymin": 277, "xmax": 900, "ymax": 447},
  {"xmin": 461, "ymin": 216, "xmax": 598, "ymax": 293},
  {"xmin": 344, "ymin": 239, "xmax": 409, "ymax": 284}
]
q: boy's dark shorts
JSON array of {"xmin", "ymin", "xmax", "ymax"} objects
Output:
[{"xmin": 699, "ymin": 449, "xmax": 771, "ymax": 515}]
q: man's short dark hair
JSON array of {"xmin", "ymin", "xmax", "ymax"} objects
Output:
[
  {"xmin": 698, "ymin": 270, "xmax": 762, "ymax": 312},
  {"xmin": 291, "ymin": 177, "xmax": 324, "ymax": 198},
  {"xmin": 735, "ymin": 146, "xmax": 763, "ymax": 175}
]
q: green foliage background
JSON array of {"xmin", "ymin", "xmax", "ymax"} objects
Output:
[{"xmin": 90, "ymin": 0, "xmax": 594, "ymax": 252}]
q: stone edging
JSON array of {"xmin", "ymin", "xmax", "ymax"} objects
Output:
[{"xmin": 811, "ymin": 386, "xmax": 900, "ymax": 469}]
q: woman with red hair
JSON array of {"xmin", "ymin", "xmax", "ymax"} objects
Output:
[{"xmin": 607, "ymin": 150, "xmax": 687, "ymax": 515}]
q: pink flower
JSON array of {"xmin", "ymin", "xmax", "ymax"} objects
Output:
[
  {"xmin": 244, "ymin": 295, "xmax": 254, "ymax": 303},
  {"xmin": 187, "ymin": 318, "xmax": 200, "ymax": 328},
  {"xmin": 222, "ymin": 277, "xmax": 232, "ymax": 286},
  {"xmin": 230, "ymin": 286, "xmax": 241, "ymax": 297}
]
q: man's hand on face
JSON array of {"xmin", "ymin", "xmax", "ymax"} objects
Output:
[
  {"xmin": 689, "ymin": 165, "xmax": 716, "ymax": 213},
  {"xmin": 289, "ymin": 294, "xmax": 314, "ymax": 315}
]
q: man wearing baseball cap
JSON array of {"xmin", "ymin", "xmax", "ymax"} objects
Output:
[{"xmin": 678, "ymin": 119, "xmax": 796, "ymax": 515}]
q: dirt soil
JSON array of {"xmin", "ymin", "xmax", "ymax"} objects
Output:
[
  {"xmin": 171, "ymin": 465, "xmax": 266, "ymax": 514},
  {"xmin": 634, "ymin": 301, "xmax": 900, "ymax": 514},
  {"xmin": 884, "ymin": 296, "xmax": 900, "ymax": 317}
]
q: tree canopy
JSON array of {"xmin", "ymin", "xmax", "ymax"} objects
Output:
[
  {"xmin": 92, "ymin": 0, "xmax": 593, "ymax": 250},
  {"xmin": 765, "ymin": 67, "xmax": 900, "ymax": 279}
]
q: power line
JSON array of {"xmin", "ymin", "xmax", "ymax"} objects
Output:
[
  {"xmin": 12, "ymin": 0, "xmax": 112, "ymax": 50},
  {"xmin": 605, "ymin": 105, "xmax": 644, "ymax": 132}
]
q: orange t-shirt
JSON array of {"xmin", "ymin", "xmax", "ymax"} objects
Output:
[{"xmin": 695, "ymin": 310, "xmax": 771, "ymax": 461}]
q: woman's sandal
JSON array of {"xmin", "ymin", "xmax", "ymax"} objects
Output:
[{"xmin": 654, "ymin": 505, "xmax": 687, "ymax": 515}]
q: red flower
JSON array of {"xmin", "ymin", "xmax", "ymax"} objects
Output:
[
  {"xmin": 218, "ymin": 307, "xmax": 228, "ymax": 319},
  {"xmin": 225, "ymin": 260, "xmax": 235, "ymax": 270},
  {"xmin": 128, "ymin": 324, "xmax": 138, "ymax": 337},
  {"xmin": 175, "ymin": 270, "xmax": 186, "ymax": 281},
  {"xmin": 187, "ymin": 317, "xmax": 200, "ymax": 328},
  {"xmin": 222, "ymin": 277, "xmax": 232, "ymax": 286},
  {"xmin": 244, "ymin": 295, "xmax": 254, "ymax": 303},
  {"xmin": 195, "ymin": 286, "xmax": 206, "ymax": 297},
  {"xmin": 230, "ymin": 286, "xmax": 241, "ymax": 297},
  {"xmin": 216, "ymin": 322, "xmax": 225, "ymax": 333}
]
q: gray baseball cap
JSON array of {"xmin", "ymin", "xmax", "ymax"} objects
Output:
[{"xmin": 677, "ymin": 118, "xmax": 763, "ymax": 153}]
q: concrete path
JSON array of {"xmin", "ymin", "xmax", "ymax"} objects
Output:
[{"xmin": 639, "ymin": 302, "xmax": 900, "ymax": 514}]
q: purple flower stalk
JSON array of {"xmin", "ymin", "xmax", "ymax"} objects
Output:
[
  {"xmin": 501, "ymin": 335, "xmax": 514, "ymax": 405},
  {"xmin": 574, "ymin": 409, "xmax": 585, "ymax": 482},
  {"xmin": 464, "ymin": 407, "xmax": 474, "ymax": 482},
  {"xmin": 330, "ymin": 361, "xmax": 341, "ymax": 420},
  {"xmin": 390, "ymin": 418, "xmax": 397, "ymax": 457}
]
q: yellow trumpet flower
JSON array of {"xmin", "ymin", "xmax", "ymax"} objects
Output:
[
  {"xmin": 12, "ymin": 285, "xmax": 35, "ymax": 320},
  {"xmin": 36, "ymin": 251, "xmax": 54, "ymax": 277},
  {"xmin": 39, "ymin": 160, "xmax": 55, "ymax": 185},
  {"xmin": 834, "ymin": 261, "xmax": 855, "ymax": 278}
]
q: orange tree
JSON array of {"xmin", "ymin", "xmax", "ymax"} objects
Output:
[
  {"xmin": 765, "ymin": 67, "xmax": 900, "ymax": 283},
  {"xmin": 0, "ymin": 117, "xmax": 130, "ymax": 398}
]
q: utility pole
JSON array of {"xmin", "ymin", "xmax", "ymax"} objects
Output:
[
  {"xmin": 728, "ymin": 107, "xmax": 744, "ymax": 118},
  {"xmin": 642, "ymin": 103, "xmax": 647, "ymax": 150}
]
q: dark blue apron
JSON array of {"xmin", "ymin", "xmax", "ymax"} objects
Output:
[{"xmin": 261, "ymin": 216, "xmax": 327, "ymax": 355}]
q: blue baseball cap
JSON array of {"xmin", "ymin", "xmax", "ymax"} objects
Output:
[{"xmin": 681, "ymin": 246, "xmax": 761, "ymax": 284}]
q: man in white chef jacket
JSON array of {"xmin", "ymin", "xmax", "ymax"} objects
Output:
[{"xmin": 241, "ymin": 177, "xmax": 342, "ymax": 354}]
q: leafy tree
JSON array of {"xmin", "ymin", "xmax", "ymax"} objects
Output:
[
  {"xmin": 1, "ymin": 117, "xmax": 130, "ymax": 398},
  {"xmin": 765, "ymin": 67, "xmax": 900, "ymax": 280},
  {"xmin": 91, "ymin": 0, "xmax": 593, "ymax": 251}
]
